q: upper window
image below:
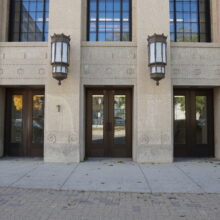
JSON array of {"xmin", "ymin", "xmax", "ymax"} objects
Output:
[
  {"xmin": 170, "ymin": 0, "xmax": 210, "ymax": 42},
  {"xmin": 9, "ymin": 0, "xmax": 49, "ymax": 42},
  {"xmin": 88, "ymin": 0, "xmax": 131, "ymax": 41}
]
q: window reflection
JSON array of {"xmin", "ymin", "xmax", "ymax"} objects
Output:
[
  {"xmin": 114, "ymin": 95, "xmax": 126, "ymax": 144},
  {"xmin": 32, "ymin": 95, "xmax": 44, "ymax": 144},
  {"xmin": 11, "ymin": 95, "xmax": 23, "ymax": 143},
  {"xmin": 10, "ymin": 0, "xmax": 49, "ymax": 42},
  {"xmin": 170, "ymin": 0, "xmax": 210, "ymax": 42},
  {"xmin": 196, "ymin": 96, "xmax": 208, "ymax": 144},
  {"xmin": 92, "ymin": 95, "xmax": 104, "ymax": 144},
  {"xmin": 174, "ymin": 96, "xmax": 186, "ymax": 144},
  {"xmin": 88, "ymin": 0, "xmax": 131, "ymax": 41}
]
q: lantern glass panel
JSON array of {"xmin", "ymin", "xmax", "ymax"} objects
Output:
[
  {"xmin": 62, "ymin": 43, "xmax": 68, "ymax": 63},
  {"xmin": 156, "ymin": 42, "xmax": 162, "ymax": 62},
  {"xmin": 150, "ymin": 43, "xmax": 155, "ymax": 64},
  {"xmin": 55, "ymin": 42, "xmax": 62, "ymax": 62},
  {"xmin": 61, "ymin": 66, "xmax": 65, "ymax": 73},
  {"xmin": 163, "ymin": 43, "xmax": 166, "ymax": 63},
  {"xmin": 52, "ymin": 43, "xmax": 55, "ymax": 63},
  {"xmin": 152, "ymin": 66, "xmax": 156, "ymax": 73},
  {"xmin": 57, "ymin": 66, "xmax": 61, "ymax": 72}
]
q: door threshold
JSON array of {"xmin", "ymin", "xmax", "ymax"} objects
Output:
[
  {"xmin": 84, "ymin": 157, "xmax": 133, "ymax": 162},
  {"xmin": 0, "ymin": 156, "xmax": 43, "ymax": 162},
  {"xmin": 174, "ymin": 157, "xmax": 216, "ymax": 162}
]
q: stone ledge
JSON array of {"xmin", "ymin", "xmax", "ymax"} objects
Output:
[
  {"xmin": 171, "ymin": 42, "xmax": 220, "ymax": 48},
  {"xmin": 0, "ymin": 42, "xmax": 48, "ymax": 47},
  {"xmin": 81, "ymin": 41, "xmax": 137, "ymax": 47}
]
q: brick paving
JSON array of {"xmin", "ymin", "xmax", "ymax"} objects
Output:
[{"xmin": 0, "ymin": 187, "xmax": 219, "ymax": 220}]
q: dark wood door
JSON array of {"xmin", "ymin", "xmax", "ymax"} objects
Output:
[
  {"xmin": 174, "ymin": 89, "xmax": 214, "ymax": 157},
  {"xmin": 5, "ymin": 89, "xmax": 44, "ymax": 157},
  {"xmin": 86, "ymin": 88, "xmax": 132, "ymax": 157}
]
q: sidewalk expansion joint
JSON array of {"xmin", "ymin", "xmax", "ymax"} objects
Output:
[
  {"xmin": 9, "ymin": 165, "xmax": 39, "ymax": 187},
  {"xmin": 59, "ymin": 163, "xmax": 80, "ymax": 190},
  {"xmin": 174, "ymin": 164, "xmax": 205, "ymax": 193},
  {"xmin": 137, "ymin": 163, "xmax": 153, "ymax": 193}
]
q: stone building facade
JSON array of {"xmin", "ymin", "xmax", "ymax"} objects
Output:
[{"xmin": 0, "ymin": 0, "xmax": 220, "ymax": 163}]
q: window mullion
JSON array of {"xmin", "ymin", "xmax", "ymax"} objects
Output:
[
  {"xmin": 174, "ymin": 0, "xmax": 177, "ymax": 42},
  {"xmin": 105, "ymin": 0, "xmax": 106, "ymax": 41},
  {"xmin": 42, "ymin": 0, "xmax": 46, "ymax": 41},
  {"xmin": 19, "ymin": 0, "xmax": 22, "ymax": 41},
  {"xmin": 120, "ymin": 0, "xmax": 123, "ymax": 41},
  {"xmin": 96, "ymin": 0, "xmax": 99, "ymax": 41},
  {"xmin": 197, "ymin": 0, "xmax": 201, "ymax": 42}
]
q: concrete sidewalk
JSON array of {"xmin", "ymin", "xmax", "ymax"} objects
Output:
[{"xmin": 0, "ymin": 158, "xmax": 220, "ymax": 193}]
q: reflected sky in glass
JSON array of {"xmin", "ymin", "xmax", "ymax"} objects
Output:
[
  {"xmin": 169, "ymin": 0, "xmax": 208, "ymax": 42},
  {"xmin": 89, "ymin": 0, "xmax": 131, "ymax": 41}
]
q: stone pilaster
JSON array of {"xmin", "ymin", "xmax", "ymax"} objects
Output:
[
  {"xmin": 135, "ymin": 0, "xmax": 173, "ymax": 163},
  {"xmin": 44, "ymin": 0, "xmax": 82, "ymax": 163}
]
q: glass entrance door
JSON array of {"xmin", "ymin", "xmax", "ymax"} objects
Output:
[
  {"xmin": 5, "ymin": 89, "xmax": 44, "ymax": 157},
  {"xmin": 86, "ymin": 88, "xmax": 132, "ymax": 157},
  {"xmin": 174, "ymin": 89, "xmax": 214, "ymax": 157}
]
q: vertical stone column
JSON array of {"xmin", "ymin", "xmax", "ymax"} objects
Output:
[
  {"xmin": 0, "ymin": 88, "xmax": 5, "ymax": 157},
  {"xmin": 214, "ymin": 88, "xmax": 220, "ymax": 159},
  {"xmin": 211, "ymin": 0, "xmax": 220, "ymax": 43},
  {"xmin": 135, "ymin": 0, "xmax": 173, "ymax": 163},
  {"xmin": 0, "ymin": 0, "xmax": 10, "ymax": 41},
  {"xmin": 0, "ymin": 0, "xmax": 3, "ymax": 41},
  {"xmin": 44, "ymin": 0, "xmax": 81, "ymax": 163}
]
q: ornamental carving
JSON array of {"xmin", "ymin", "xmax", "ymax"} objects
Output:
[
  {"xmin": 47, "ymin": 134, "xmax": 56, "ymax": 144},
  {"xmin": 215, "ymin": 69, "xmax": 220, "ymax": 76},
  {"xmin": 105, "ymin": 67, "xmax": 112, "ymax": 75},
  {"xmin": 83, "ymin": 65, "xmax": 89, "ymax": 74},
  {"xmin": 193, "ymin": 69, "xmax": 201, "ymax": 76},
  {"xmin": 129, "ymin": 51, "xmax": 136, "ymax": 59},
  {"xmin": 127, "ymin": 68, "xmax": 134, "ymax": 75},
  {"xmin": 17, "ymin": 68, "xmax": 24, "ymax": 76},
  {"xmin": 38, "ymin": 68, "xmax": 45, "ymax": 75},
  {"xmin": 140, "ymin": 135, "xmax": 150, "ymax": 145},
  {"xmin": 68, "ymin": 133, "xmax": 77, "ymax": 144},
  {"xmin": 172, "ymin": 68, "xmax": 180, "ymax": 75}
]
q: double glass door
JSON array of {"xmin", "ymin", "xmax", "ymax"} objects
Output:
[
  {"xmin": 174, "ymin": 89, "xmax": 214, "ymax": 157},
  {"xmin": 5, "ymin": 89, "xmax": 44, "ymax": 157},
  {"xmin": 86, "ymin": 88, "xmax": 132, "ymax": 157}
]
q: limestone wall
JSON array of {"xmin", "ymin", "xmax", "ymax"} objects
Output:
[
  {"xmin": 81, "ymin": 42, "xmax": 137, "ymax": 82},
  {"xmin": 0, "ymin": 42, "xmax": 48, "ymax": 85},
  {"xmin": 135, "ymin": 0, "xmax": 173, "ymax": 163},
  {"xmin": 211, "ymin": 0, "xmax": 220, "ymax": 42},
  {"xmin": 0, "ymin": 0, "xmax": 9, "ymax": 42},
  {"xmin": 44, "ymin": 0, "xmax": 82, "ymax": 163},
  {"xmin": 171, "ymin": 43, "xmax": 220, "ymax": 86}
]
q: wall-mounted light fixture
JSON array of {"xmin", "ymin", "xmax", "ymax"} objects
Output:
[
  {"xmin": 51, "ymin": 34, "xmax": 70, "ymax": 85},
  {"xmin": 148, "ymin": 34, "xmax": 167, "ymax": 86}
]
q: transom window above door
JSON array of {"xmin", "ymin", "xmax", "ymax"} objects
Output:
[
  {"xmin": 88, "ymin": 0, "xmax": 131, "ymax": 41},
  {"xmin": 169, "ymin": 0, "xmax": 211, "ymax": 42},
  {"xmin": 9, "ymin": 0, "xmax": 49, "ymax": 42}
]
